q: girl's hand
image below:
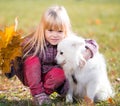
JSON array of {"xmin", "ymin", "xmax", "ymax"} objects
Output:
[{"xmin": 83, "ymin": 48, "xmax": 92, "ymax": 61}]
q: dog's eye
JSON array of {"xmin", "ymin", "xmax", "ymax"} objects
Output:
[{"xmin": 60, "ymin": 51, "xmax": 63, "ymax": 55}]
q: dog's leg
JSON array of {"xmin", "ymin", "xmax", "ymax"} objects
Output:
[
  {"xmin": 66, "ymin": 89, "xmax": 73, "ymax": 103},
  {"xmin": 86, "ymin": 82, "xmax": 98, "ymax": 102},
  {"xmin": 66, "ymin": 83, "xmax": 73, "ymax": 103}
]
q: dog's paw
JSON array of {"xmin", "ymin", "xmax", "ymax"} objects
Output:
[{"xmin": 66, "ymin": 94, "xmax": 73, "ymax": 103}]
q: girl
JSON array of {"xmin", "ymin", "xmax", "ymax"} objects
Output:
[{"xmin": 14, "ymin": 5, "xmax": 98, "ymax": 105}]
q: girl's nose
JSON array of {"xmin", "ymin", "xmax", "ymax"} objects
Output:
[{"xmin": 52, "ymin": 31, "xmax": 59, "ymax": 37}]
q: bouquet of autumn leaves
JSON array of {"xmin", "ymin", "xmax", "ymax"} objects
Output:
[{"xmin": 0, "ymin": 18, "xmax": 22, "ymax": 74}]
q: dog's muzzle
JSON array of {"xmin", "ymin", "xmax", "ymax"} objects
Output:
[{"xmin": 60, "ymin": 60, "xmax": 66, "ymax": 66}]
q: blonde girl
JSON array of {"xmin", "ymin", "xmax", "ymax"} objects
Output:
[{"xmin": 23, "ymin": 6, "xmax": 72, "ymax": 58}]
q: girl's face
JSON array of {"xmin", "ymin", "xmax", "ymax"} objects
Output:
[{"xmin": 45, "ymin": 29, "xmax": 65, "ymax": 45}]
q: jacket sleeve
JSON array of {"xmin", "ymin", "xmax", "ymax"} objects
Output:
[{"xmin": 85, "ymin": 39, "xmax": 99, "ymax": 58}]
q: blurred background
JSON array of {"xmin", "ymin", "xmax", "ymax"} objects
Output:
[{"xmin": 0, "ymin": 0, "xmax": 120, "ymax": 106}]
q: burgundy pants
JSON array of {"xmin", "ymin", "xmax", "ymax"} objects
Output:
[{"xmin": 23, "ymin": 56, "xmax": 66, "ymax": 96}]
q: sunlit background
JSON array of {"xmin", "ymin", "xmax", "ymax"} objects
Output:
[{"xmin": 0, "ymin": 0, "xmax": 120, "ymax": 106}]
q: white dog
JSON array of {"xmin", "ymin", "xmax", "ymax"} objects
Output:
[{"xmin": 56, "ymin": 35, "xmax": 114, "ymax": 103}]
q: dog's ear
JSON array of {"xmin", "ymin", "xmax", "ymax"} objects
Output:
[
  {"xmin": 76, "ymin": 49, "xmax": 86, "ymax": 68},
  {"xmin": 76, "ymin": 55, "xmax": 86, "ymax": 68}
]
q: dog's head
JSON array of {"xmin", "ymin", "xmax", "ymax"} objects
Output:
[{"xmin": 56, "ymin": 35, "xmax": 86, "ymax": 68}]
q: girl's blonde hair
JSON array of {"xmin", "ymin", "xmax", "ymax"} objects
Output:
[{"xmin": 23, "ymin": 5, "xmax": 72, "ymax": 58}]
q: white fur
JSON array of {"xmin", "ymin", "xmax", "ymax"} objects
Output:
[{"xmin": 56, "ymin": 35, "xmax": 114, "ymax": 103}]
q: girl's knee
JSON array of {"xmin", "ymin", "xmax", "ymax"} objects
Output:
[
  {"xmin": 46, "ymin": 68, "xmax": 65, "ymax": 82},
  {"xmin": 44, "ymin": 68, "xmax": 66, "ymax": 92}
]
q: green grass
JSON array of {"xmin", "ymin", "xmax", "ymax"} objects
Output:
[{"xmin": 0, "ymin": 0, "xmax": 120, "ymax": 106}]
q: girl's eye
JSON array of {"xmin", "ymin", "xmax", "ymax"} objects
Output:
[
  {"xmin": 58, "ymin": 30, "xmax": 63, "ymax": 33},
  {"xmin": 48, "ymin": 29, "xmax": 53, "ymax": 31},
  {"xmin": 60, "ymin": 51, "xmax": 63, "ymax": 55}
]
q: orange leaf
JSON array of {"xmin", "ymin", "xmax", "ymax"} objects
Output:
[
  {"xmin": 108, "ymin": 98, "xmax": 115, "ymax": 104},
  {"xmin": 95, "ymin": 19, "xmax": 101, "ymax": 25},
  {"xmin": 84, "ymin": 96, "xmax": 94, "ymax": 106}
]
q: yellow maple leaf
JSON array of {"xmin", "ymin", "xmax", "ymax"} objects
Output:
[
  {"xmin": 4, "ymin": 25, "xmax": 15, "ymax": 47},
  {"xmin": 0, "ymin": 17, "xmax": 18, "ymax": 48},
  {"xmin": 1, "ymin": 59, "xmax": 11, "ymax": 73},
  {"xmin": 0, "ymin": 18, "xmax": 22, "ymax": 73},
  {"xmin": 0, "ymin": 30, "xmax": 5, "ymax": 48}
]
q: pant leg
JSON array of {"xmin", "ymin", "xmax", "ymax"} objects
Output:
[
  {"xmin": 56, "ymin": 79, "xmax": 69, "ymax": 96},
  {"xmin": 23, "ymin": 56, "xmax": 44, "ymax": 96},
  {"xmin": 43, "ymin": 67, "xmax": 66, "ymax": 95}
]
